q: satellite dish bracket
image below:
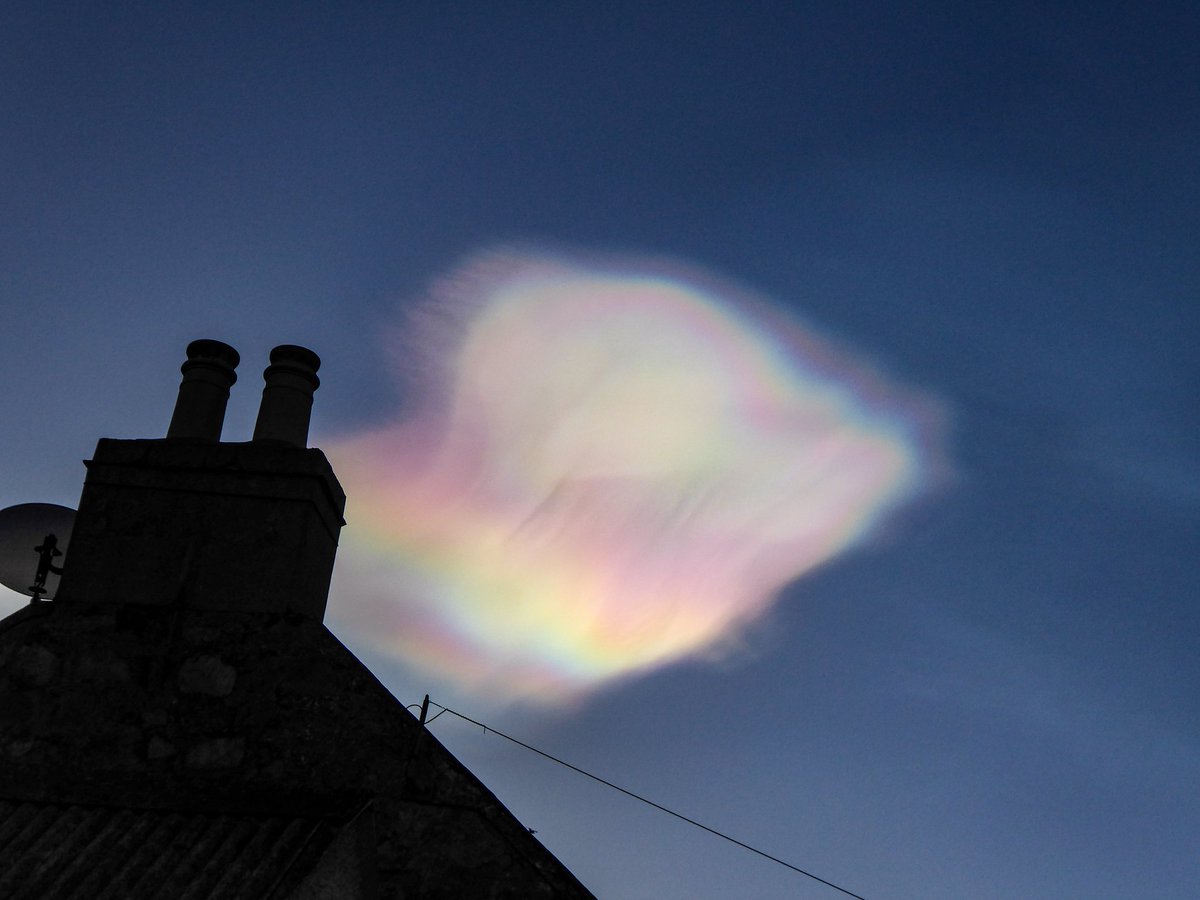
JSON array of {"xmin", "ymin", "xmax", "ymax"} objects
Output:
[{"xmin": 29, "ymin": 532, "xmax": 65, "ymax": 603}]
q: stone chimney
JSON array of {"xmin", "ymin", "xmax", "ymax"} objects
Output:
[{"xmin": 56, "ymin": 341, "xmax": 346, "ymax": 619}]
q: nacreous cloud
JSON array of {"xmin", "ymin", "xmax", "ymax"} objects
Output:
[{"xmin": 328, "ymin": 251, "xmax": 938, "ymax": 705}]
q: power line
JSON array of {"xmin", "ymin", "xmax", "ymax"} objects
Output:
[{"xmin": 422, "ymin": 699, "xmax": 869, "ymax": 900}]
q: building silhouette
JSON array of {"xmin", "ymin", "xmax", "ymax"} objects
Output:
[{"xmin": 0, "ymin": 341, "xmax": 594, "ymax": 899}]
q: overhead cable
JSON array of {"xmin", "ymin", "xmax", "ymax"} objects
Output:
[{"xmin": 422, "ymin": 699, "xmax": 868, "ymax": 900}]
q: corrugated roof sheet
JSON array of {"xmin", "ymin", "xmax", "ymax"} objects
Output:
[{"xmin": 0, "ymin": 800, "xmax": 336, "ymax": 900}]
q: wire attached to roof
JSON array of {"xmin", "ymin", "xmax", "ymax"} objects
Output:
[{"xmin": 422, "ymin": 699, "xmax": 869, "ymax": 900}]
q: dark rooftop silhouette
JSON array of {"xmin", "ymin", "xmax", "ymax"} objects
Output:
[{"xmin": 0, "ymin": 340, "xmax": 593, "ymax": 899}]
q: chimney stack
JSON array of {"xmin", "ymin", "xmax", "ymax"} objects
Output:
[
  {"xmin": 166, "ymin": 339, "xmax": 241, "ymax": 441},
  {"xmin": 58, "ymin": 340, "xmax": 345, "ymax": 620},
  {"xmin": 252, "ymin": 345, "xmax": 322, "ymax": 448}
]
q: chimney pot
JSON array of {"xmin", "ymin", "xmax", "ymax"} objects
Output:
[
  {"xmin": 166, "ymin": 340, "xmax": 240, "ymax": 441},
  {"xmin": 252, "ymin": 345, "xmax": 321, "ymax": 447}
]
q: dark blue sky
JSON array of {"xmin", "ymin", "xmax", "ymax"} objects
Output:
[{"xmin": 2, "ymin": 3, "xmax": 1197, "ymax": 897}]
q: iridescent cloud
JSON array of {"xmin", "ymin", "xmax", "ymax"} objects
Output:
[{"xmin": 327, "ymin": 251, "xmax": 938, "ymax": 704}]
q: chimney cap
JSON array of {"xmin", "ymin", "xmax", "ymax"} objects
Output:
[
  {"xmin": 267, "ymin": 344, "xmax": 320, "ymax": 381},
  {"xmin": 184, "ymin": 339, "xmax": 241, "ymax": 371}
]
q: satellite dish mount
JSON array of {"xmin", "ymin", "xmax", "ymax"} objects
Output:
[{"xmin": 30, "ymin": 532, "xmax": 64, "ymax": 603}]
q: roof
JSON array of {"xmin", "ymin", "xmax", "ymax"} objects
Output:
[
  {"xmin": 0, "ymin": 799, "xmax": 342, "ymax": 900},
  {"xmin": 0, "ymin": 602, "xmax": 594, "ymax": 898}
]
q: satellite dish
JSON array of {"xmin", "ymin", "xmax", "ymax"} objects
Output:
[{"xmin": 0, "ymin": 503, "xmax": 76, "ymax": 600}]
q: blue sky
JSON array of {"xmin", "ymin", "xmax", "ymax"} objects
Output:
[{"xmin": 1, "ymin": 3, "xmax": 1197, "ymax": 897}]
